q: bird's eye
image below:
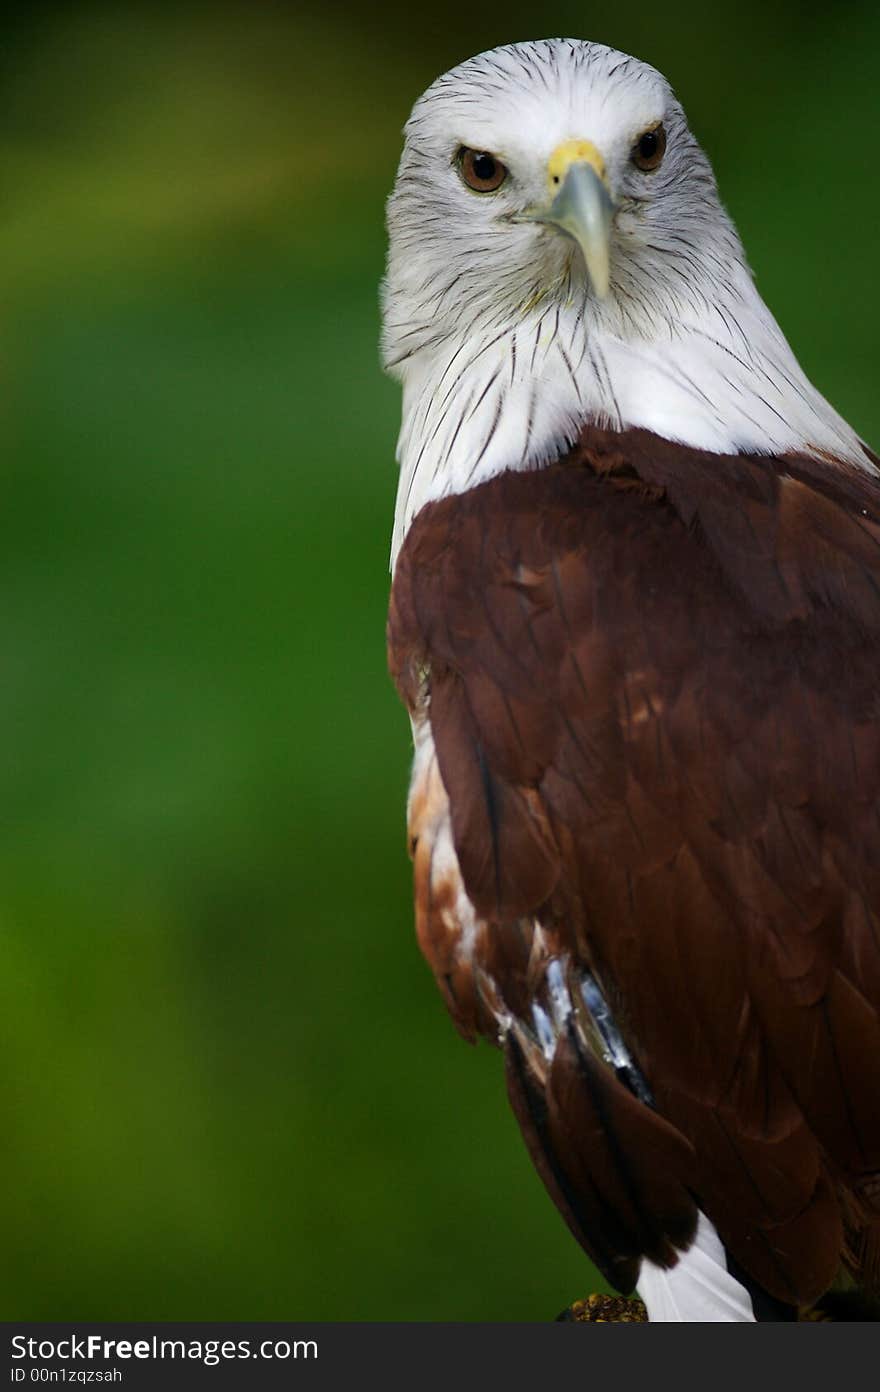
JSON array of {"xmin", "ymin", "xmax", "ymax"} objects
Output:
[
  {"xmin": 458, "ymin": 147, "xmax": 508, "ymax": 193},
  {"xmin": 632, "ymin": 123, "xmax": 667, "ymax": 172}
]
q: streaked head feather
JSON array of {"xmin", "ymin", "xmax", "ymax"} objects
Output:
[{"xmin": 383, "ymin": 39, "xmax": 871, "ymax": 568}]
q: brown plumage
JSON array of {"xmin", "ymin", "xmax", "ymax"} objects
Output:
[{"xmin": 387, "ymin": 424, "xmax": 880, "ymax": 1308}]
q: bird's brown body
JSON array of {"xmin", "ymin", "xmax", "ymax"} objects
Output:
[{"xmin": 388, "ymin": 424, "xmax": 880, "ymax": 1308}]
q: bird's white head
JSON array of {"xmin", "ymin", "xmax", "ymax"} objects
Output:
[
  {"xmin": 385, "ymin": 40, "xmax": 725, "ymax": 347},
  {"xmin": 383, "ymin": 39, "xmax": 866, "ymax": 566}
]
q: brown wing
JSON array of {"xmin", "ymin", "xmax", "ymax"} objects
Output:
[{"xmin": 387, "ymin": 425, "xmax": 880, "ymax": 1305}]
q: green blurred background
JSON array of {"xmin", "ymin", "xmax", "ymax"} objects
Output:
[{"xmin": 0, "ymin": 0, "xmax": 877, "ymax": 1319}]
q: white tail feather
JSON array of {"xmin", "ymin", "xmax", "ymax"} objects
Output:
[{"xmin": 637, "ymin": 1212, "xmax": 756, "ymax": 1322}]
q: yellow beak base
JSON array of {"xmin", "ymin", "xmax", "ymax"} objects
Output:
[{"xmin": 547, "ymin": 139, "xmax": 607, "ymax": 190}]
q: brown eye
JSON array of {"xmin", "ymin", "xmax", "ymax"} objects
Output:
[
  {"xmin": 632, "ymin": 123, "xmax": 667, "ymax": 172},
  {"xmin": 459, "ymin": 147, "xmax": 508, "ymax": 192}
]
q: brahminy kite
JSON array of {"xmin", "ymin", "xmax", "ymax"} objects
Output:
[{"xmin": 382, "ymin": 38, "xmax": 880, "ymax": 1322}]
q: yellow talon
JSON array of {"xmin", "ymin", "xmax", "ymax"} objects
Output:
[{"xmin": 561, "ymin": 1294, "xmax": 648, "ymax": 1322}]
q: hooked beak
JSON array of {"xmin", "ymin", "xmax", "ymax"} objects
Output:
[{"xmin": 520, "ymin": 140, "xmax": 615, "ymax": 298}]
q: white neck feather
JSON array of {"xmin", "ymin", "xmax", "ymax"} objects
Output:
[{"xmin": 388, "ymin": 262, "xmax": 868, "ymax": 570}]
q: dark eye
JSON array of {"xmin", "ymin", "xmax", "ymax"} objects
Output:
[
  {"xmin": 459, "ymin": 147, "xmax": 508, "ymax": 192},
  {"xmin": 632, "ymin": 123, "xmax": 667, "ymax": 172}
]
